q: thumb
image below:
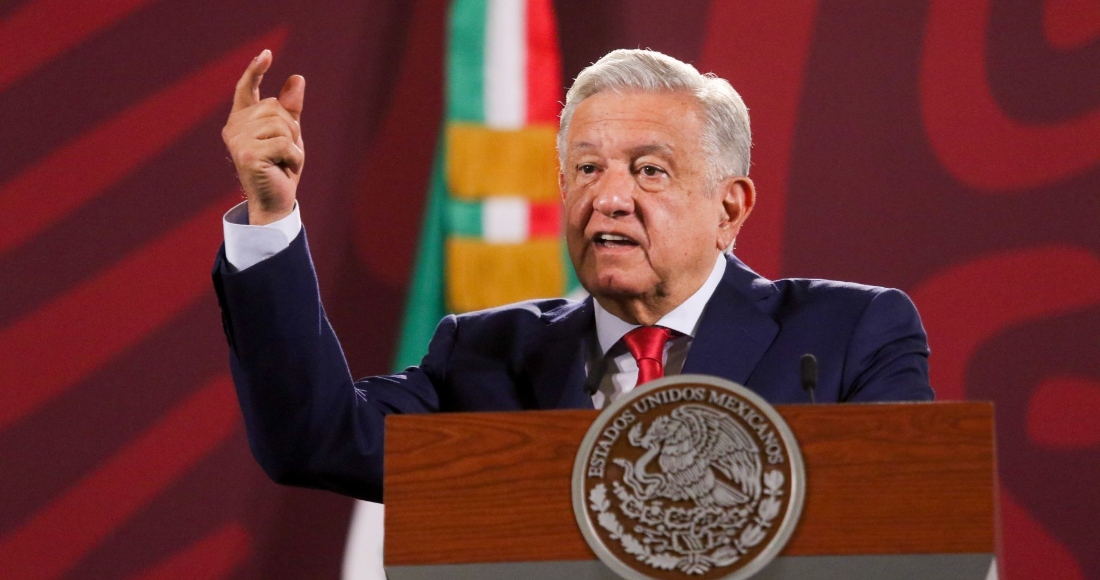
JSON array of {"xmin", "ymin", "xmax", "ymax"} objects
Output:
[{"xmin": 278, "ymin": 75, "xmax": 305, "ymax": 122}]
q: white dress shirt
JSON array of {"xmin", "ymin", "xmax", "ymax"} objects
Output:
[
  {"xmin": 222, "ymin": 200, "xmax": 302, "ymax": 270},
  {"xmin": 221, "ymin": 202, "xmax": 727, "ymax": 408},
  {"xmin": 588, "ymin": 256, "xmax": 726, "ymax": 408}
]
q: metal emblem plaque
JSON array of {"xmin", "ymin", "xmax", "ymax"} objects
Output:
[{"xmin": 573, "ymin": 375, "xmax": 805, "ymax": 580}]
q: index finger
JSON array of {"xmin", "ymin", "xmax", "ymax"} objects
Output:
[{"xmin": 232, "ymin": 49, "xmax": 272, "ymax": 113}]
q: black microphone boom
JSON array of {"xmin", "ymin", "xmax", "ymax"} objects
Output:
[{"xmin": 800, "ymin": 353, "xmax": 818, "ymax": 404}]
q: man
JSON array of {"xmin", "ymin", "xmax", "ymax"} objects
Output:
[{"xmin": 214, "ymin": 49, "xmax": 933, "ymax": 503}]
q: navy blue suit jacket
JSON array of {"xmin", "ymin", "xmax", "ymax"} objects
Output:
[{"xmin": 213, "ymin": 230, "xmax": 932, "ymax": 502}]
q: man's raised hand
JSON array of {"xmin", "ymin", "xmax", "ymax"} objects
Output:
[{"xmin": 222, "ymin": 50, "xmax": 305, "ymax": 225}]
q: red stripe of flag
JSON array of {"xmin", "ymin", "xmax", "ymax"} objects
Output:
[
  {"xmin": 524, "ymin": 0, "xmax": 562, "ymax": 124},
  {"xmin": 0, "ymin": 375, "xmax": 241, "ymax": 580},
  {"xmin": 0, "ymin": 27, "xmax": 288, "ymax": 255},
  {"xmin": 528, "ymin": 200, "xmax": 561, "ymax": 238}
]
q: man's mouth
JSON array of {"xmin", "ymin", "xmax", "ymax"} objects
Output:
[{"xmin": 593, "ymin": 233, "xmax": 639, "ymax": 248}]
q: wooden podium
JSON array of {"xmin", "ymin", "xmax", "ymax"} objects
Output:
[{"xmin": 383, "ymin": 402, "xmax": 997, "ymax": 579}]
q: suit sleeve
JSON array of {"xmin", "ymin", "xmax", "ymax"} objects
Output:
[
  {"xmin": 212, "ymin": 228, "xmax": 452, "ymax": 502},
  {"xmin": 841, "ymin": 288, "xmax": 934, "ymax": 402}
]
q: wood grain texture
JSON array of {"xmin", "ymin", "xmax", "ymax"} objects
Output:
[{"xmin": 384, "ymin": 402, "xmax": 995, "ymax": 566}]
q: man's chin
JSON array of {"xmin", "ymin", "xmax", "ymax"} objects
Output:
[{"xmin": 585, "ymin": 278, "xmax": 653, "ymax": 303}]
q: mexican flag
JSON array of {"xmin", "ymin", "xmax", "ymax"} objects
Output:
[
  {"xmin": 344, "ymin": 1, "xmax": 572, "ymax": 577},
  {"xmin": 393, "ymin": 0, "xmax": 576, "ymax": 370}
]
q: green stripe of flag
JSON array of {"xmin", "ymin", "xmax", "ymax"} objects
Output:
[
  {"xmin": 446, "ymin": 198, "xmax": 483, "ymax": 237},
  {"xmin": 447, "ymin": 0, "xmax": 487, "ymax": 123},
  {"xmin": 561, "ymin": 238, "xmax": 581, "ymax": 293},
  {"xmin": 393, "ymin": 140, "xmax": 449, "ymax": 371}
]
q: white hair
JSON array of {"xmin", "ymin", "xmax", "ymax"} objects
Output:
[{"xmin": 557, "ymin": 49, "xmax": 752, "ymax": 182}]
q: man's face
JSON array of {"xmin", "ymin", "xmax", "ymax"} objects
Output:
[{"xmin": 560, "ymin": 90, "xmax": 753, "ymax": 323}]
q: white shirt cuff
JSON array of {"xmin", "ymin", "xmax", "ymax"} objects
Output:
[{"xmin": 222, "ymin": 201, "xmax": 302, "ymax": 270}]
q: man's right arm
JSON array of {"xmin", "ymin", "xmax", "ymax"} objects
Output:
[
  {"xmin": 214, "ymin": 51, "xmax": 445, "ymax": 503},
  {"xmin": 213, "ymin": 228, "xmax": 447, "ymax": 503}
]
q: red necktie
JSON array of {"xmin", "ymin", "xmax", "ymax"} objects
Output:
[{"xmin": 623, "ymin": 326, "xmax": 675, "ymax": 387}]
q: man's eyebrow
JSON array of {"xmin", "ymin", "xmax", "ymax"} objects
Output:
[
  {"xmin": 566, "ymin": 142, "xmax": 674, "ymax": 158},
  {"xmin": 626, "ymin": 143, "xmax": 674, "ymax": 158}
]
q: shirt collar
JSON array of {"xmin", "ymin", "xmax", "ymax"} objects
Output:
[{"xmin": 593, "ymin": 255, "xmax": 727, "ymax": 354}]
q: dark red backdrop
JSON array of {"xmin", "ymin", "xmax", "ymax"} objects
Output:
[{"xmin": 2, "ymin": 1, "xmax": 1097, "ymax": 579}]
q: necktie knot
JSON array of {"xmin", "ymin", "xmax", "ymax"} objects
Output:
[{"xmin": 623, "ymin": 326, "xmax": 675, "ymax": 386}]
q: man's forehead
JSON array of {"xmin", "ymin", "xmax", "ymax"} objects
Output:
[{"xmin": 564, "ymin": 91, "xmax": 702, "ymax": 151}]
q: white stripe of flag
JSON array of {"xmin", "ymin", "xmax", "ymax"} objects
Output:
[
  {"xmin": 482, "ymin": 196, "xmax": 530, "ymax": 243},
  {"xmin": 484, "ymin": 0, "xmax": 526, "ymax": 129}
]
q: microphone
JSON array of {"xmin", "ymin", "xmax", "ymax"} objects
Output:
[
  {"xmin": 800, "ymin": 354, "xmax": 818, "ymax": 404},
  {"xmin": 583, "ymin": 350, "xmax": 609, "ymax": 396},
  {"xmin": 583, "ymin": 370, "xmax": 601, "ymax": 396}
]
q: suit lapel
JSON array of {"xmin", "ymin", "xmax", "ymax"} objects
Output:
[
  {"xmin": 526, "ymin": 298, "xmax": 594, "ymax": 410},
  {"xmin": 683, "ymin": 255, "xmax": 779, "ymax": 385},
  {"xmin": 523, "ymin": 256, "xmax": 777, "ymax": 407}
]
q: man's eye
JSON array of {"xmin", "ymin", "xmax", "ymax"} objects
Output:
[
  {"xmin": 578, "ymin": 164, "xmax": 597, "ymax": 174},
  {"xmin": 640, "ymin": 165, "xmax": 664, "ymax": 177}
]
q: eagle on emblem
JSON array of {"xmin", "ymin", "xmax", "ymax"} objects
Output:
[{"xmin": 616, "ymin": 404, "xmax": 763, "ymax": 508}]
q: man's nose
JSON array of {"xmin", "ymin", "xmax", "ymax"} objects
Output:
[{"xmin": 592, "ymin": 167, "xmax": 635, "ymax": 217}]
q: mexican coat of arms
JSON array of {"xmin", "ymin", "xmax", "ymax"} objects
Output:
[{"xmin": 572, "ymin": 375, "xmax": 805, "ymax": 580}]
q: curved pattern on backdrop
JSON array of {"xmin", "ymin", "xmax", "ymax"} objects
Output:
[
  {"xmin": 921, "ymin": 0, "xmax": 1100, "ymax": 191},
  {"xmin": 1, "ymin": 1, "xmax": 1096, "ymax": 578}
]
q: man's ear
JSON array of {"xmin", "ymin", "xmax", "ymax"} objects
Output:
[
  {"xmin": 716, "ymin": 177, "xmax": 755, "ymax": 251},
  {"xmin": 559, "ymin": 171, "xmax": 567, "ymax": 202}
]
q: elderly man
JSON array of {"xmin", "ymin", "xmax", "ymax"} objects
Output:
[{"xmin": 214, "ymin": 49, "xmax": 933, "ymax": 502}]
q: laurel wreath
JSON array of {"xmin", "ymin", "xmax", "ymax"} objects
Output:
[
  {"xmin": 589, "ymin": 469, "xmax": 786, "ymax": 574},
  {"xmin": 734, "ymin": 469, "xmax": 785, "ymax": 554},
  {"xmin": 589, "ymin": 484, "xmax": 681, "ymax": 570}
]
